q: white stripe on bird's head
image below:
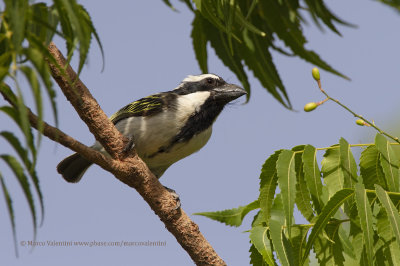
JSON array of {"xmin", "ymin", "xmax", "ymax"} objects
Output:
[{"xmin": 182, "ymin": 74, "xmax": 221, "ymax": 83}]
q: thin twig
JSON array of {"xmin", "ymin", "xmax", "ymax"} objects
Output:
[{"xmin": 316, "ymin": 79, "xmax": 400, "ymax": 144}]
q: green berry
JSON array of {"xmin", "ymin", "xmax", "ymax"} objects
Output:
[
  {"xmin": 356, "ymin": 119, "xmax": 365, "ymax": 126},
  {"xmin": 312, "ymin": 68, "xmax": 320, "ymax": 81},
  {"xmin": 304, "ymin": 102, "xmax": 318, "ymax": 112}
]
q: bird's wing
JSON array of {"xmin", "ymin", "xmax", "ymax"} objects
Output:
[{"xmin": 110, "ymin": 94, "xmax": 165, "ymax": 124}]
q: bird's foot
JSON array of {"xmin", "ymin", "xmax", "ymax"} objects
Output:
[
  {"xmin": 164, "ymin": 186, "xmax": 181, "ymax": 210},
  {"xmin": 122, "ymin": 137, "xmax": 135, "ymax": 155}
]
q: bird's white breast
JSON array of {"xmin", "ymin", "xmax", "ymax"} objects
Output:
[{"xmin": 107, "ymin": 91, "xmax": 212, "ymax": 176}]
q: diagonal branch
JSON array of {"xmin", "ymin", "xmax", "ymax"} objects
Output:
[{"xmin": 44, "ymin": 42, "xmax": 226, "ymax": 265}]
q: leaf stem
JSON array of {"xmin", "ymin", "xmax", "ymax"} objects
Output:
[{"xmin": 316, "ymin": 80, "xmax": 400, "ymax": 144}]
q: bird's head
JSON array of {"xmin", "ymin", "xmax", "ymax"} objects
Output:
[{"xmin": 174, "ymin": 74, "xmax": 246, "ymax": 105}]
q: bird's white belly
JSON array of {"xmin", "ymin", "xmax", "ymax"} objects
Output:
[{"xmin": 144, "ymin": 126, "xmax": 212, "ymax": 169}]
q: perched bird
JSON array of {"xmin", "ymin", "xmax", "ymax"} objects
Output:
[{"xmin": 57, "ymin": 74, "xmax": 246, "ymax": 183}]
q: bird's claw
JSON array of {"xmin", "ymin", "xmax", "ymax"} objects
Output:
[
  {"xmin": 164, "ymin": 186, "xmax": 181, "ymax": 210},
  {"xmin": 122, "ymin": 137, "xmax": 135, "ymax": 155}
]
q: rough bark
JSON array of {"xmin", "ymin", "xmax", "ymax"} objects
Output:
[{"xmin": 35, "ymin": 42, "xmax": 225, "ymax": 265}]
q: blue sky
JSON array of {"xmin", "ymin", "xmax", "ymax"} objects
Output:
[{"xmin": 1, "ymin": 1, "xmax": 400, "ymax": 265}]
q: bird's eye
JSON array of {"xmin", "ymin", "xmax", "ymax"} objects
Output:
[{"xmin": 206, "ymin": 78, "xmax": 214, "ymax": 85}]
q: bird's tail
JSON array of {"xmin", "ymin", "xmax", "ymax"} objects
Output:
[{"xmin": 57, "ymin": 153, "xmax": 92, "ymax": 183}]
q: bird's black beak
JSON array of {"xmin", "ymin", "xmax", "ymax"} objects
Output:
[{"xmin": 213, "ymin": 83, "xmax": 247, "ymax": 104}]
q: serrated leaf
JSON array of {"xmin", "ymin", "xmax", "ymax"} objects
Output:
[
  {"xmin": 20, "ymin": 66, "xmax": 43, "ymax": 138},
  {"xmin": 303, "ymin": 145, "xmax": 323, "ymax": 213},
  {"xmin": 276, "ymin": 150, "xmax": 296, "ymax": 237},
  {"xmin": 79, "ymin": 4, "xmax": 104, "ymax": 72},
  {"xmin": 4, "ymin": 0, "xmax": 29, "ymax": 50},
  {"xmin": 271, "ymin": 194, "xmax": 285, "ymax": 225},
  {"xmin": 258, "ymin": 1, "xmax": 349, "ymax": 80},
  {"xmin": 293, "ymin": 149, "xmax": 314, "ymax": 222},
  {"xmin": 58, "ymin": 0, "xmax": 91, "ymax": 75},
  {"xmin": 0, "ymin": 85, "xmax": 36, "ymax": 163},
  {"xmin": 249, "ymin": 243, "xmax": 267, "ymax": 266},
  {"xmin": 325, "ymin": 222, "xmax": 345, "ymax": 266},
  {"xmin": 0, "ymin": 172, "xmax": 18, "ymax": 257},
  {"xmin": 207, "ymin": 21, "xmax": 251, "ymax": 99},
  {"xmin": 0, "ymin": 66, "xmax": 9, "ymax": 82},
  {"xmin": 251, "ymin": 210, "xmax": 266, "ymax": 228},
  {"xmin": 23, "ymin": 44, "xmax": 57, "ymax": 126},
  {"xmin": 302, "ymin": 189, "xmax": 354, "ymax": 265},
  {"xmin": 338, "ymin": 226, "xmax": 356, "ymax": 260},
  {"xmin": 236, "ymin": 31, "xmax": 291, "ymax": 108},
  {"xmin": 0, "ymin": 131, "xmax": 44, "ymax": 225},
  {"xmin": 376, "ymin": 208, "xmax": 400, "ymax": 265},
  {"xmin": 291, "ymin": 225, "xmax": 311, "ymax": 265},
  {"xmin": 312, "ymin": 234, "xmax": 336, "ymax": 266},
  {"xmin": 360, "ymin": 145, "xmax": 387, "ymax": 190},
  {"xmin": 375, "ymin": 134, "xmax": 400, "ymax": 192},
  {"xmin": 259, "ymin": 150, "xmax": 281, "ymax": 224},
  {"xmin": 321, "ymin": 146, "xmax": 344, "ymax": 199},
  {"xmin": 161, "ymin": 0, "xmax": 177, "ymax": 11},
  {"xmin": 250, "ymin": 226, "xmax": 275, "ymax": 265},
  {"xmin": 354, "ymin": 183, "xmax": 374, "ymax": 266},
  {"xmin": 375, "ymin": 184, "xmax": 400, "ymax": 248},
  {"xmin": 0, "ymin": 154, "xmax": 37, "ymax": 239},
  {"xmin": 191, "ymin": 13, "xmax": 208, "ymax": 73},
  {"xmin": 194, "ymin": 200, "xmax": 259, "ymax": 227},
  {"xmin": 339, "ymin": 138, "xmax": 357, "ymax": 188},
  {"xmin": 269, "ymin": 220, "xmax": 294, "ymax": 266}
]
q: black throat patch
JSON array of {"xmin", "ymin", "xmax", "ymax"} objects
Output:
[{"xmin": 150, "ymin": 97, "xmax": 224, "ymax": 157}]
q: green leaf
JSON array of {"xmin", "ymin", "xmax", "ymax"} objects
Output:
[
  {"xmin": 249, "ymin": 243, "xmax": 267, "ymax": 266},
  {"xmin": 354, "ymin": 183, "xmax": 374, "ymax": 266},
  {"xmin": 23, "ymin": 45, "xmax": 57, "ymax": 126},
  {"xmin": 236, "ymin": 31, "xmax": 291, "ymax": 108},
  {"xmin": 302, "ymin": 145, "xmax": 324, "ymax": 213},
  {"xmin": 258, "ymin": 1, "xmax": 349, "ymax": 80},
  {"xmin": 375, "ymin": 134, "xmax": 400, "ymax": 192},
  {"xmin": 0, "ymin": 85, "xmax": 36, "ymax": 163},
  {"xmin": 375, "ymin": 184, "xmax": 400, "ymax": 248},
  {"xmin": 0, "ymin": 154, "xmax": 37, "ymax": 239},
  {"xmin": 191, "ymin": 13, "xmax": 208, "ymax": 73},
  {"xmin": 58, "ymin": 0, "xmax": 91, "ymax": 75},
  {"xmin": 207, "ymin": 20, "xmax": 251, "ymax": 100},
  {"xmin": 293, "ymin": 148, "xmax": 314, "ymax": 222},
  {"xmin": 291, "ymin": 225, "xmax": 311, "ymax": 266},
  {"xmin": 259, "ymin": 150, "xmax": 281, "ymax": 224},
  {"xmin": 339, "ymin": 138, "xmax": 357, "ymax": 188},
  {"xmin": 0, "ymin": 131, "xmax": 44, "ymax": 225},
  {"xmin": 20, "ymin": 66, "xmax": 43, "ymax": 137},
  {"xmin": 276, "ymin": 150, "xmax": 296, "ymax": 237},
  {"xmin": 161, "ymin": 0, "xmax": 177, "ymax": 11},
  {"xmin": 360, "ymin": 145, "xmax": 387, "ymax": 190},
  {"xmin": 0, "ymin": 131, "xmax": 29, "ymax": 165},
  {"xmin": 271, "ymin": 194, "xmax": 285, "ymax": 225},
  {"xmin": 338, "ymin": 226, "xmax": 356, "ymax": 260},
  {"xmin": 250, "ymin": 226, "xmax": 275, "ymax": 265},
  {"xmin": 269, "ymin": 219, "xmax": 295, "ymax": 266},
  {"xmin": 194, "ymin": 200, "xmax": 259, "ymax": 227},
  {"xmin": 4, "ymin": 0, "xmax": 29, "ymax": 50},
  {"xmin": 302, "ymin": 188, "xmax": 354, "ymax": 265},
  {"xmin": 321, "ymin": 145, "xmax": 344, "ymax": 199},
  {"xmin": 376, "ymin": 208, "xmax": 400, "ymax": 265},
  {"xmin": 325, "ymin": 222, "xmax": 346, "ymax": 265},
  {"xmin": 251, "ymin": 210, "xmax": 265, "ymax": 227},
  {"xmin": 0, "ymin": 172, "xmax": 18, "ymax": 257},
  {"xmin": 79, "ymin": 4, "xmax": 105, "ymax": 72}
]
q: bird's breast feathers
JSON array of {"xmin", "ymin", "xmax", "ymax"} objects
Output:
[{"xmin": 114, "ymin": 91, "xmax": 213, "ymax": 166}]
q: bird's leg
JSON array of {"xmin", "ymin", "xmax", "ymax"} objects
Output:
[
  {"xmin": 164, "ymin": 186, "xmax": 181, "ymax": 210},
  {"xmin": 122, "ymin": 136, "xmax": 135, "ymax": 155}
]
